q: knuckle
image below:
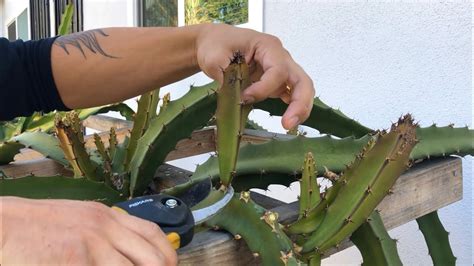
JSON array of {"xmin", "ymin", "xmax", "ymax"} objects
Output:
[{"xmin": 265, "ymin": 34, "xmax": 283, "ymax": 46}]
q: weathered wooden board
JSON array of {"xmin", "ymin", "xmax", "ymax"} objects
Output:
[{"xmin": 177, "ymin": 157, "xmax": 463, "ymax": 265}]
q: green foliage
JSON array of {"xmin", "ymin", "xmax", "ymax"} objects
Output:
[
  {"xmin": 298, "ymin": 152, "xmax": 321, "ymax": 219},
  {"xmin": 58, "ymin": 3, "xmax": 74, "ymax": 35},
  {"xmin": 11, "ymin": 131, "xmax": 68, "ymax": 166},
  {"xmin": 300, "ymin": 116, "xmax": 417, "ymax": 253},
  {"xmin": 0, "ymin": 175, "xmax": 124, "ymax": 206},
  {"xmin": 215, "ymin": 54, "xmax": 250, "ymax": 187},
  {"xmin": 255, "ymin": 97, "xmax": 372, "ymax": 138},
  {"xmin": 185, "ymin": 0, "xmax": 249, "ymax": 26},
  {"xmin": 416, "ymin": 211, "xmax": 456, "ymax": 266},
  {"xmin": 2, "ymin": 49, "xmax": 470, "ymax": 266},
  {"xmin": 129, "ymin": 82, "xmax": 217, "ymax": 196},
  {"xmin": 351, "ymin": 211, "xmax": 402, "ymax": 266},
  {"xmin": 204, "ymin": 192, "xmax": 298, "ymax": 265}
]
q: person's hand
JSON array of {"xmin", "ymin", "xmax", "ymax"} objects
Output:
[
  {"xmin": 1, "ymin": 197, "xmax": 177, "ymax": 265},
  {"xmin": 195, "ymin": 23, "xmax": 315, "ymax": 130}
]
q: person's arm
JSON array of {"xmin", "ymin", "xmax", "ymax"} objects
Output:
[{"xmin": 52, "ymin": 23, "xmax": 315, "ymax": 129}]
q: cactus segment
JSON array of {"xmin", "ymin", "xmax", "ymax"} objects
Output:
[
  {"xmin": 412, "ymin": 125, "xmax": 473, "ymax": 159},
  {"xmin": 108, "ymin": 127, "xmax": 118, "ymax": 160},
  {"xmin": 191, "ymin": 135, "xmax": 370, "ymax": 186},
  {"xmin": 308, "ymin": 253, "xmax": 321, "ymax": 266},
  {"xmin": 254, "ymin": 97, "xmax": 372, "ymax": 138},
  {"xmin": 0, "ymin": 175, "xmax": 125, "ymax": 205},
  {"xmin": 181, "ymin": 125, "xmax": 472, "ymax": 200},
  {"xmin": 350, "ymin": 211, "xmax": 402, "ymax": 266},
  {"xmin": 55, "ymin": 113, "xmax": 103, "ymax": 181},
  {"xmin": 129, "ymin": 82, "xmax": 217, "ymax": 196},
  {"xmin": 416, "ymin": 211, "xmax": 456, "ymax": 266},
  {"xmin": 11, "ymin": 132, "xmax": 68, "ymax": 166},
  {"xmin": 55, "ymin": 117, "xmax": 82, "ymax": 177},
  {"xmin": 125, "ymin": 92, "xmax": 153, "ymax": 171},
  {"xmin": 0, "ymin": 142, "xmax": 24, "ymax": 165},
  {"xmin": 245, "ymin": 119, "xmax": 267, "ymax": 131},
  {"xmin": 148, "ymin": 88, "xmax": 161, "ymax": 121},
  {"xmin": 298, "ymin": 152, "xmax": 321, "ymax": 219},
  {"xmin": 94, "ymin": 133, "xmax": 111, "ymax": 163},
  {"xmin": 286, "ymin": 178, "xmax": 343, "ymax": 234},
  {"xmin": 91, "ymin": 103, "xmax": 135, "ymax": 121},
  {"xmin": 301, "ymin": 115, "xmax": 417, "ymax": 253},
  {"xmin": 216, "ymin": 54, "xmax": 250, "ymax": 187},
  {"xmin": 204, "ymin": 194, "xmax": 298, "ymax": 265},
  {"xmin": 111, "ymin": 136, "xmax": 129, "ymax": 174}
]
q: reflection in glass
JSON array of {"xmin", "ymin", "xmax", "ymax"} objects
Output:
[
  {"xmin": 185, "ymin": 0, "xmax": 248, "ymax": 26},
  {"xmin": 142, "ymin": 0, "xmax": 178, "ymax": 27}
]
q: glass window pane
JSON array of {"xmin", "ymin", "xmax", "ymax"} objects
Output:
[
  {"xmin": 17, "ymin": 9, "xmax": 29, "ymax": 40},
  {"xmin": 142, "ymin": 0, "xmax": 178, "ymax": 27},
  {"xmin": 185, "ymin": 0, "xmax": 248, "ymax": 26},
  {"xmin": 8, "ymin": 21, "xmax": 17, "ymax": 41}
]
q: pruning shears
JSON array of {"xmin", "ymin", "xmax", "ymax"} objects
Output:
[{"xmin": 112, "ymin": 181, "xmax": 233, "ymax": 249}]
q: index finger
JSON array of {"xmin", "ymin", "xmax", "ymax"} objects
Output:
[{"xmin": 282, "ymin": 68, "xmax": 315, "ymax": 129}]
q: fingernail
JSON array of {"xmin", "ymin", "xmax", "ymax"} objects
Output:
[
  {"xmin": 288, "ymin": 116, "xmax": 300, "ymax": 129},
  {"xmin": 242, "ymin": 95, "xmax": 255, "ymax": 104}
]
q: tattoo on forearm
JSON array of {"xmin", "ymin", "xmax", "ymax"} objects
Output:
[{"xmin": 55, "ymin": 29, "xmax": 118, "ymax": 59}]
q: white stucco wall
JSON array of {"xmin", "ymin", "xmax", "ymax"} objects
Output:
[
  {"xmin": 1, "ymin": 0, "xmax": 28, "ymax": 38},
  {"xmin": 83, "ymin": 0, "xmax": 136, "ymax": 30},
  {"xmin": 263, "ymin": 1, "xmax": 472, "ymax": 265}
]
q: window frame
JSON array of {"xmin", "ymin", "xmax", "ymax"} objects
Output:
[
  {"xmin": 6, "ymin": 19, "xmax": 17, "ymax": 41},
  {"xmin": 6, "ymin": 8, "xmax": 30, "ymax": 41}
]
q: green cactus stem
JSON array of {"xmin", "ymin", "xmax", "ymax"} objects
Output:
[
  {"xmin": 245, "ymin": 119, "xmax": 267, "ymax": 131},
  {"xmin": 254, "ymin": 97, "xmax": 372, "ymax": 138},
  {"xmin": 350, "ymin": 211, "xmax": 402, "ymax": 266},
  {"xmin": 125, "ymin": 92, "xmax": 154, "ymax": 171},
  {"xmin": 148, "ymin": 88, "xmax": 161, "ymax": 122},
  {"xmin": 56, "ymin": 113, "xmax": 104, "ymax": 181},
  {"xmin": 301, "ymin": 115, "xmax": 417, "ymax": 253},
  {"xmin": 0, "ymin": 142, "xmax": 24, "ymax": 165},
  {"xmin": 11, "ymin": 131, "xmax": 68, "ymax": 166},
  {"xmin": 416, "ymin": 211, "xmax": 456, "ymax": 266},
  {"xmin": 108, "ymin": 127, "xmax": 118, "ymax": 160},
  {"xmin": 129, "ymin": 82, "xmax": 217, "ymax": 196},
  {"xmin": 286, "ymin": 175, "xmax": 343, "ymax": 235},
  {"xmin": 171, "ymin": 124, "xmax": 472, "ymax": 197},
  {"xmin": 298, "ymin": 152, "xmax": 321, "ymax": 219},
  {"xmin": 0, "ymin": 175, "xmax": 125, "ymax": 206},
  {"xmin": 412, "ymin": 125, "xmax": 474, "ymax": 159},
  {"xmin": 308, "ymin": 253, "xmax": 321, "ymax": 266},
  {"xmin": 216, "ymin": 53, "xmax": 251, "ymax": 187},
  {"xmin": 94, "ymin": 133, "xmax": 111, "ymax": 163},
  {"xmin": 204, "ymin": 192, "xmax": 299, "ymax": 265}
]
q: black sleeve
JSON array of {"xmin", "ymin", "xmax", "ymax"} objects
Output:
[{"xmin": 0, "ymin": 37, "xmax": 70, "ymax": 121}]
